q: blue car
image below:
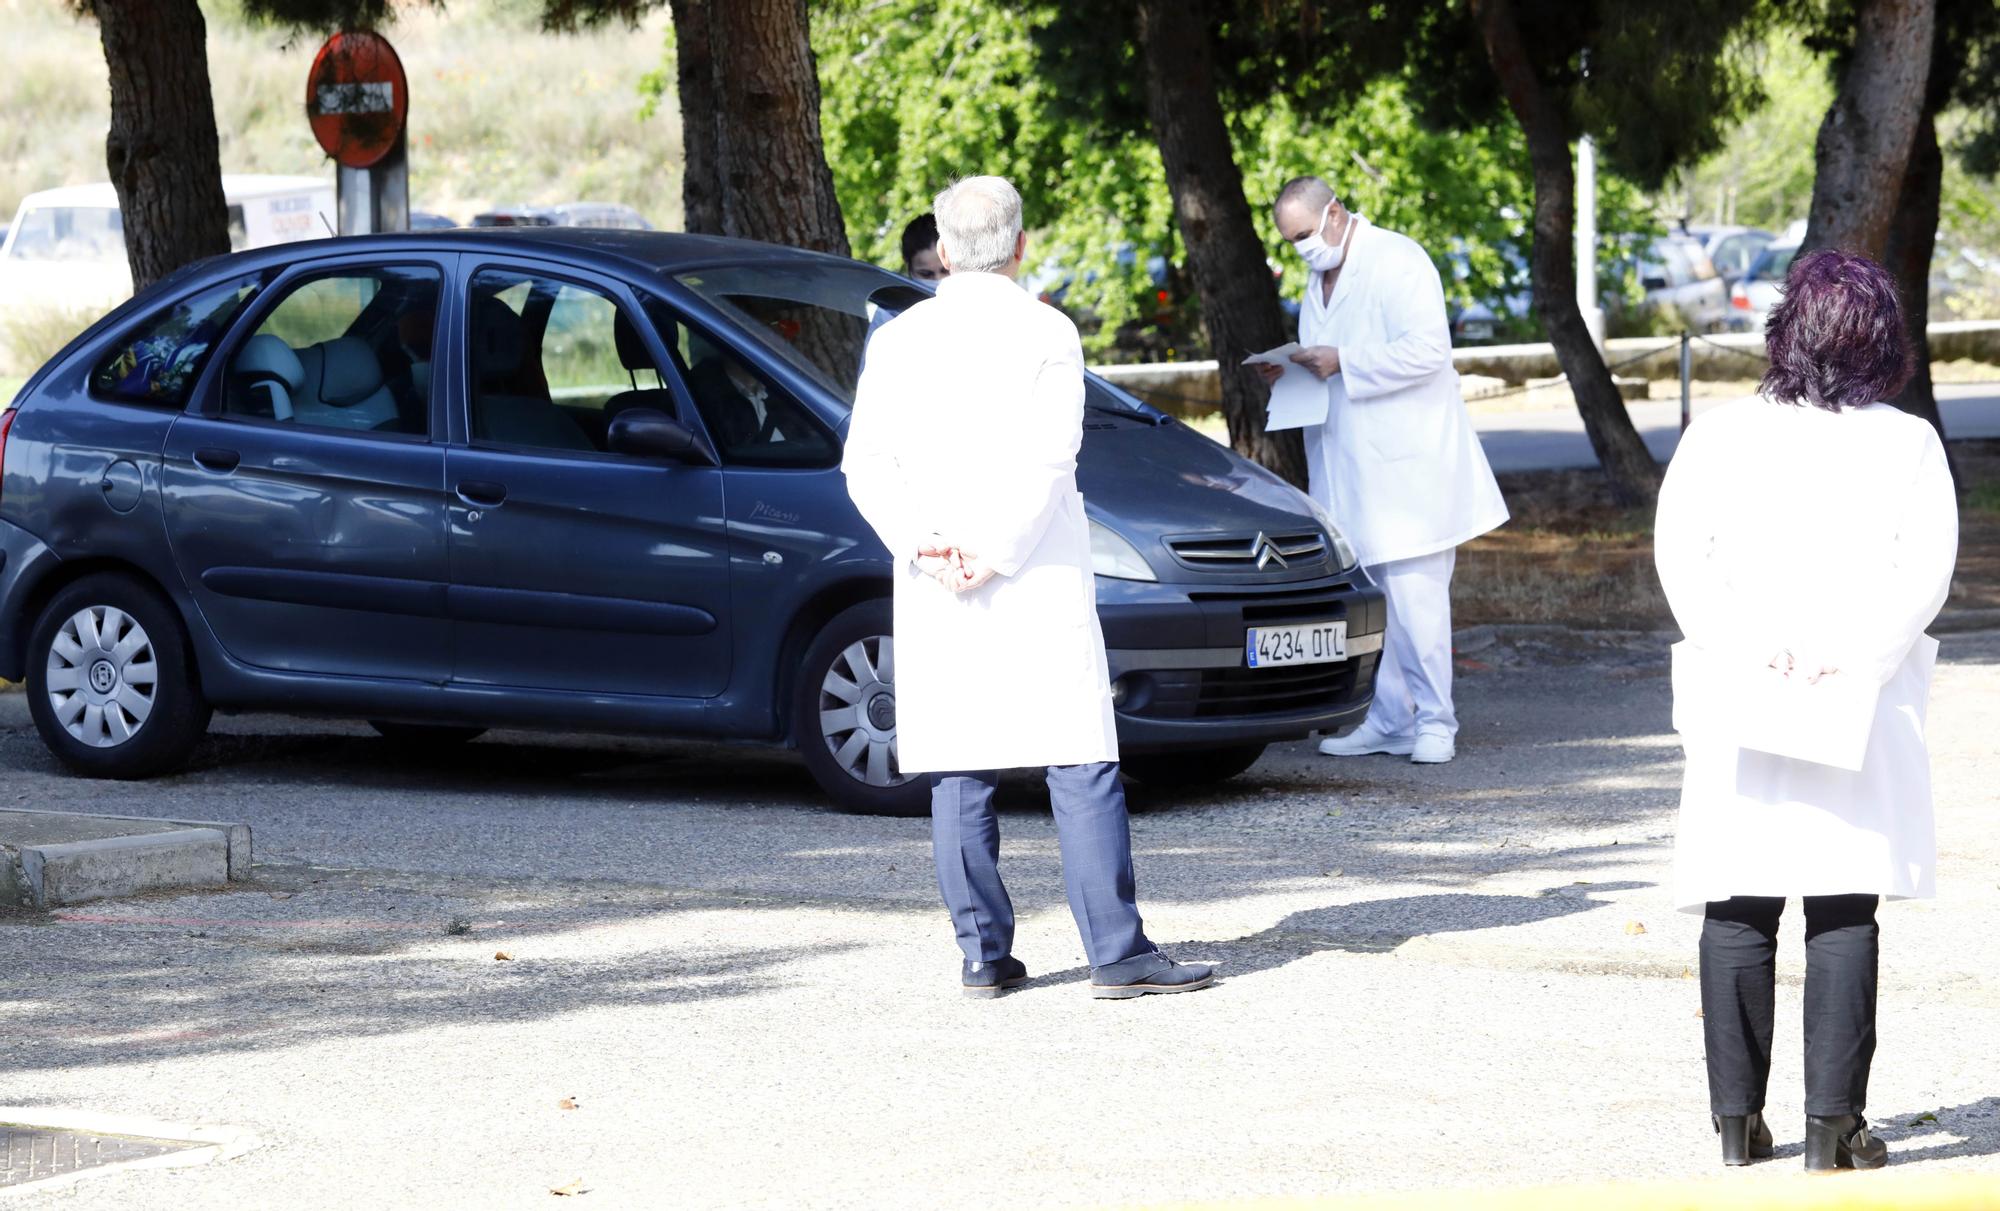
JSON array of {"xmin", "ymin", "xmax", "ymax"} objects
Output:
[{"xmin": 0, "ymin": 229, "xmax": 1383, "ymax": 813}]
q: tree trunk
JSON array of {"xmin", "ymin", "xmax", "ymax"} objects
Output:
[
  {"xmin": 1799, "ymin": 0, "xmax": 1936, "ymax": 257},
  {"xmin": 1883, "ymin": 111, "xmax": 1949, "ymax": 446},
  {"xmin": 672, "ymin": 0, "xmax": 848, "ymax": 255},
  {"xmin": 668, "ymin": 0, "xmax": 723, "ymax": 236},
  {"xmin": 1469, "ymin": 0, "xmax": 1660, "ymax": 505},
  {"xmin": 1133, "ymin": 0, "xmax": 1305, "ymax": 489},
  {"xmin": 87, "ymin": 0, "xmax": 230, "ymax": 292}
]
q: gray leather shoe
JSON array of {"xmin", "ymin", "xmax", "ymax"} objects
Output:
[
  {"xmin": 1089, "ymin": 949, "xmax": 1215, "ymax": 999},
  {"xmin": 962, "ymin": 956, "xmax": 1028, "ymax": 999}
]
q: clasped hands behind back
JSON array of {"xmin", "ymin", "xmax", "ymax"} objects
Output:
[{"xmin": 917, "ymin": 539, "xmax": 995, "ymax": 594}]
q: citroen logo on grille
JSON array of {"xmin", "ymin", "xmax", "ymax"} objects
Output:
[{"xmin": 1252, "ymin": 532, "xmax": 1289, "ymax": 570}]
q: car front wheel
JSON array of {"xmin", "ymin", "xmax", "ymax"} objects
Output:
[
  {"xmin": 25, "ymin": 572, "xmax": 211, "ymax": 779},
  {"xmin": 792, "ymin": 600, "xmax": 928, "ymax": 816}
]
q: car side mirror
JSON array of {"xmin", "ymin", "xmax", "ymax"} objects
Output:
[
  {"xmin": 608, "ymin": 407, "xmax": 713, "ymax": 465},
  {"xmin": 1641, "ymin": 275, "xmax": 1668, "ymax": 291}
]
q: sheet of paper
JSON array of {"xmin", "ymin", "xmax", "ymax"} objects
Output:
[{"xmin": 1243, "ymin": 344, "xmax": 1328, "ymax": 431}]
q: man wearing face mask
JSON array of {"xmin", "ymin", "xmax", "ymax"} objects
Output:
[{"xmin": 1256, "ymin": 175, "xmax": 1508, "ymax": 765}]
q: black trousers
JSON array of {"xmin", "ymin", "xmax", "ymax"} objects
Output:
[{"xmin": 1700, "ymin": 894, "xmax": 1880, "ymax": 1118}]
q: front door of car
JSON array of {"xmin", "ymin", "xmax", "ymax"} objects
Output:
[
  {"xmin": 443, "ymin": 261, "xmax": 731, "ymax": 699},
  {"xmin": 160, "ymin": 258, "xmax": 454, "ymax": 682}
]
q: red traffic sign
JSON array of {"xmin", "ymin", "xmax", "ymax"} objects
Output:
[{"xmin": 306, "ymin": 31, "xmax": 409, "ymax": 170}]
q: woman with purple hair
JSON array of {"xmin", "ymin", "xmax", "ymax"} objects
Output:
[{"xmin": 1654, "ymin": 249, "xmax": 1958, "ymax": 1172}]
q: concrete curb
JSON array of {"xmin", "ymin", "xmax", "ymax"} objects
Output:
[
  {"xmin": 0, "ymin": 807, "xmax": 251, "ymax": 879},
  {"xmin": 0, "ymin": 809, "xmax": 251, "ymax": 910},
  {"xmin": 0, "ymin": 1105, "xmax": 259, "ymax": 1197}
]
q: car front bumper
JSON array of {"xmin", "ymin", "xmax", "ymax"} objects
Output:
[{"xmin": 1096, "ymin": 569, "xmax": 1386, "ymax": 751}]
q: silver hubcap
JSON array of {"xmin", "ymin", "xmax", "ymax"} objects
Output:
[
  {"xmin": 818, "ymin": 635, "xmax": 907, "ymax": 788},
  {"xmin": 46, "ymin": 605, "xmax": 157, "ymax": 748}
]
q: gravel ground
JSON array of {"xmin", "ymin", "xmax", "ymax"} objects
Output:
[{"xmin": 1, "ymin": 629, "xmax": 1996, "ymax": 1208}]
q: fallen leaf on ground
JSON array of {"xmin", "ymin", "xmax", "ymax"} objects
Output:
[
  {"xmin": 494, "ymin": 951, "xmax": 513, "ymax": 961},
  {"xmin": 1624, "ymin": 920, "xmax": 1647, "ymax": 935},
  {"xmin": 558, "ymin": 1097, "xmax": 580, "ymax": 1110},
  {"xmin": 269, "ymin": 891, "xmax": 295, "ymax": 900},
  {"xmin": 550, "ymin": 1178, "xmax": 587, "ymax": 1196},
  {"xmin": 1909, "ymin": 1112, "xmax": 1939, "ymax": 1126}
]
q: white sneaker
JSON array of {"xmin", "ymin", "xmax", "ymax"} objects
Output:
[
  {"xmin": 1318, "ymin": 724, "xmax": 1416, "ymax": 758},
  {"xmin": 1411, "ymin": 734, "xmax": 1456, "ymax": 764}
]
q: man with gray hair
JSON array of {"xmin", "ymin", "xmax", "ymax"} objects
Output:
[
  {"xmin": 1257, "ymin": 175, "xmax": 1507, "ymax": 765},
  {"xmin": 843, "ymin": 175, "xmax": 1212, "ymax": 1001}
]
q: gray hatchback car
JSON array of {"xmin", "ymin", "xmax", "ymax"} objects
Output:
[{"xmin": 0, "ymin": 229, "xmax": 1384, "ymax": 812}]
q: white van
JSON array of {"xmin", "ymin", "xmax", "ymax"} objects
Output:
[{"xmin": 0, "ymin": 174, "xmax": 335, "ymax": 322}]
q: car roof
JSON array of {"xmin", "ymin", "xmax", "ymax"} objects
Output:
[
  {"xmin": 12, "ymin": 175, "xmax": 329, "ymax": 211},
  {"xmin": 174, "ymin": 227, "xmax": 872, "ymax": 283}
]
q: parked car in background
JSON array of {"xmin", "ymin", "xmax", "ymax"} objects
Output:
[
  {"xmin": 1726, "ymin": 241, "xmax": 1799, "ymax": 332},
  {"xmin": 1633, "ymin": 233, "xmax": 1731, "ymax": 332},
  {"xmin": 409, "ymin": 211, "xmax": 458, "ymax": 230},
  {"xmin": 0, "ymin": 175, "xmax": 333, "ymax": 324},
  {"xmin": 471, "ymin": 202, "xmax": 653, "ymax": 230},
  {"xmin": 1688, "ymin": 225, "xmax": 1775, "ymax": 284},
  {"xmin": 0, "ymin": 229, "xmax": 1385, "ymax": 814},
  {"xmin": 1443, "ymin": 241, "xmax": 1532, "ymax": 346}
]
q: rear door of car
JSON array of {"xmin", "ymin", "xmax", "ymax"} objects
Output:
[
  {"xmin": 159, "ymin": 251, "xmax": 455, "ymax": 682},
  {"xmin": 440, "ymin": 255, "xmax": 732, "ymax": 700}
]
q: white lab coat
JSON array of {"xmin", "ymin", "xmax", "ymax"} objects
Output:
[
  {"xmin": 842, "ymin": 271, "xmax": 1118, "ymax": 774},
  {"xmin": 1655, "ymin": 398, "xmax": 1959, "ymax": 912},
  {"xmin": 1296, "ymin": 216, "xmax": 1509, "ymax": 566}
]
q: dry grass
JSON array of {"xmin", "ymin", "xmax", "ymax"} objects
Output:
[
  {"xmin": 1, "ymin": 305, "xmax": 100, "ymax": 377},
  {"xmin": 1, "ymin": 0, "xmax": 681, "ymax": 232},
  {"xmin": 1455, "ymin": 470, "xmax": 1669, "ymax": 629}
]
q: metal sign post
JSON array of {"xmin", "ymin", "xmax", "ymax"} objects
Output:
[{"xmin": 307, "ymin": 31, "xmax": 411, "ymax": 235}]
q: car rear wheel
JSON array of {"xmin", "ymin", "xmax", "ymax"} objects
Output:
[
  {"xmin": 1120, "ymin": 744, "xmax": 1267, "ymax": 788},
  {"xmin": 793, "ymin": 600, "xmax": 928, "ymax": 816},
  {"xmin": 369, "ymin": 720, "xmax": 488, "ymax": 746},
  {"xmin": 26, "ymin": 572, "xmax": 211, "ymax": 779}
]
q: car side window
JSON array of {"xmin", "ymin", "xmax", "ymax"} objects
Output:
[
  {"xmin": 642, "ymin": 296, "xmax": 839, "ymax": 468},
  {"xmin": 89, "ymin": 274, "xmax": 262, "ymax": 407},
  {"xmin": 467, "ymin": 268, "xmax": 674, "ymax": 454},
  {"xmin": 220, "ymin": 266, "xmax": 439, "ymax": 437}
]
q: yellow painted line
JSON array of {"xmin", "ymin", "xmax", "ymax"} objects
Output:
[{"xmin": 1160, "ymin": 1169, "xmax": 2000, "ymax": 1211}]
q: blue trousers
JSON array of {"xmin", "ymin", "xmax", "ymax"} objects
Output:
[{"xmin": 929, "ymin": 762, "xmax": 1151, "ymax": 970}]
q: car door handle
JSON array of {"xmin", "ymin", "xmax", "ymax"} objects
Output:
[
  {"xmin": 456, "ymin": 480, "xmax": 508, "ymax": 507},
  {"xmin": 193, "ymin": 447, "xmax": 241, "ymax": 472}
]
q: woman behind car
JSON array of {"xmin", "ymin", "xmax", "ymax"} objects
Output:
[{"xmin": 1653, "ymin": 249, "xmax": 1958, "ymax": 1172}]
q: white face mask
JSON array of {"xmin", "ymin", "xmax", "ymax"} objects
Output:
[{"xmin": 1293, "ymin": 200, "xmax": 1352, "ymax": 273}]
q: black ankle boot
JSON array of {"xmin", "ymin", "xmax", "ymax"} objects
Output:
[
  {"xmin": 1714, "ymin": 1112, "xmax": 1774, "ymax": 1165},
  {"xmin": 1805, "ymin": 1114, "xmax": 1888, "ymax": 1171}
]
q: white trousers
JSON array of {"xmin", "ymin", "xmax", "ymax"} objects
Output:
[{"xmin": 1363, "ymin": 548, "xmax": 1458, "ymax": 739}]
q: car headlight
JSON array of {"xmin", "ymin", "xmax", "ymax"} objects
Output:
[
  {"xmin": 1303, "ymin": 497, "xmax": 1360, "ymax": 570},
  {"xmin": 1090, "ymin": 520, "xmax": 1157, "ymax": 581}
]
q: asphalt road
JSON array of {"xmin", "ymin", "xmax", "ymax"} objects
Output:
[
  {"xmin": 1, "ymin": 629, "xmax": 1997, "ymax": 1208},
  {"xmin": 1474, "ymin": 383, "xmax": 2000, "ymax": 473}
]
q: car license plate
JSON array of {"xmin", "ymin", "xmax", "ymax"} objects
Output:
[
  {"xmin": 1246, "ymin": 620, "xmax": 1347, "ymax": 668},
  {"xmin": 1461, "ymin": 320, "xmax": 1494, "ymax": 342}
]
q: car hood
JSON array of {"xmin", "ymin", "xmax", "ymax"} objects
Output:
[{"xmin": 1076, "ymin": 410, "xmax": 1342, "ymax": 584}]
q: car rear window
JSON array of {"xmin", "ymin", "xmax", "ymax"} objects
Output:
[{"xmin": 88, "ymin": 274, "xmax": 262, "ymax": 407}]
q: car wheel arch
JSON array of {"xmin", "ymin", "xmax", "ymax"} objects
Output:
[
  {"xmin": 13, "ymin": 557, "xmax": 198, "ymax": 686},
  {"xmin": 774, "ymin": 577, "xmax": 891, "ymax": 747}
]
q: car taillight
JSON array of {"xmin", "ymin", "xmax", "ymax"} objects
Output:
[
  {"xmin": 0, "ymin": 408, "xmax": 15, "ymax": 501},
  {"xmin": 1731, "ymin": 286, "xmax": 1751, "ymax": 310}
]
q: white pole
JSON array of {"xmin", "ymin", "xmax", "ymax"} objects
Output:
[{"xmin": 1576, "ymin": 135, "xmax": 1606, "ymax": 353}]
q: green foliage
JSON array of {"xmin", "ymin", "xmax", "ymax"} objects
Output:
[
  {"xmin": 804, "ymin": 0, "xmax": 1657, "ymax": 356},
  {"xmin": 1680, "ymin": 37, "xmax": 1830, "ymax": 230}
]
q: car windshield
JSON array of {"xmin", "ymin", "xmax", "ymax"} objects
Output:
[
  {"xmin": 674, "ymin": 261, "xmax": 1150, "ymax": 418},
  {"xmin": 7, "ymin": 205, "xmax": 124, "ymax": 262},
  {"xmin": 1752, "ymin": 245, "xmax": 1800, "ymax": 282}
]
